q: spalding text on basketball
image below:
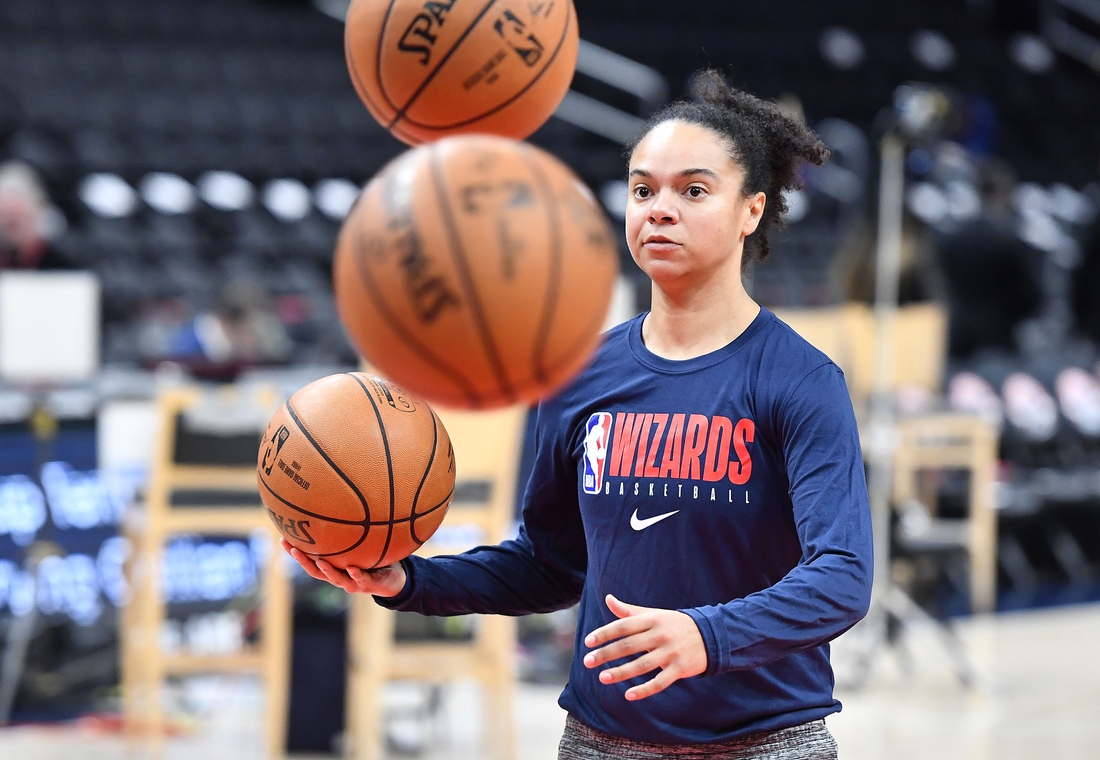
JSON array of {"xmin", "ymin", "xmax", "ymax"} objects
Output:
[
  {"xmin": 384, "ymin": 174, "xmax": 462, "ymax": 323},
  {"xmin": 399, "ymin": 0, "xmax": 459, "ymax": 66},
  {"xmin": 368, "ymin": 376, "xmax": 418, "ymax": 412},
  {"xmin": 267, "ymin": 509, "xmax": 316, "ymax": 545}
]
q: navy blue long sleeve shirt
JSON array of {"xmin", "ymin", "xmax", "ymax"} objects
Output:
[{"xmin": 378, "ymin": 308, "xmax": 874, "ymax": 745}]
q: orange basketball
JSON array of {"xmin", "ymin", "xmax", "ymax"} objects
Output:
[
  {"xmin": 344, "ymin": 0, "xmax": 579, "ymax": 145},
  {"xmin": 332, "ymin": 134, "xmax": 620, "ymax": 409},
  {"xmin": 257, "ymin": 373, "xmax": 454, "ymax": 570}
]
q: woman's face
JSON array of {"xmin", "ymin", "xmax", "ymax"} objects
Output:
[{"xmin": 626, "ymin": 120, "xmax": 765, "ymax": 291}]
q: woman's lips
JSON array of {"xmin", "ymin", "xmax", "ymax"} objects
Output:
[{"xmin": 643, "ymin": 237, "xmax": 681, "ymax": 251}]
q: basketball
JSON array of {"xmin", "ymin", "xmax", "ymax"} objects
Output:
[
  {"xmin": 332, "ymin": 134, "xmax": 620, "ymax": 409},
  {"xmin": 344, "ymin": 0, "xmax": 579, "ymax": 145},
  {"xmin": 257, "ymin": 372, "xmax": 455, "ymax": 570}
]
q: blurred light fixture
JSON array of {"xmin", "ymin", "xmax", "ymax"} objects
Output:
[
  {"xmin": 947, "ymin": 372, "xmax": 1004, "ymax": 430},
  {"xmin": 910, "ymin": 30, "xmax": 956, "ymax": 71},
  {"xmin": 78, "ymin": 173, "xmax": 137, "ymax": 218},
  {"xmin": 1048, "ymin": 184, "xmax": 1096, "ymax": 225},
  {"xmin": 944, "ymin": 180, "xmax": 981, "ymax": 221},
  {"xmin": 1056, "ymin": 368, "xmax": 1100, "ymax": 436},
  {"xmin": 780, "ymin": 188, "xmax": 809, "ymax": 224},
  {"xmin": 1009, "ymin": 34, "xmax": 1055, "ymax": 74},
  {"xmin": 197, "ymin": 171, "xmax": 255, "ymax": 212},
  {"xmin": 905, "ymin": 182, "xmax": 950, "ymax": 225},
  {"xmin": 892, "ymin": 84, "xmax": 954, "ymax": 142},
  {"xmin": 818, "ymin": 27, "xmax": 865, "ymax": 70},
  {"xmin": 1003, "ymin": 373, "xmax": 1059, "ymax": 442},
  {"xmin": 811, "ymin": 164, "xmax": 862, "ymax": 204},
  {"xmin": 1013, "ymin": 182, "xmax": 1051, "ymax": 215},
  {"xmin": 313, "ymin": 178, "xmax": 360, "ymax": 221},
  {"xmin": 262, "ymin": 179, "xmax": 312, "ymax": 223},
  {"xmin": 599, "ymin": 179, "xmax": 628, "ymax": 221},
  {"xmin": 312, "ymin": 0, "xmax": 350, "ymax": 21},
  {"xmin": 139, "ymin": 173, "xmax": 196, "ymax": 215},
  {"xmin": 1018, "ymin": 208, "xmax": 1075, "ymax": 256}
]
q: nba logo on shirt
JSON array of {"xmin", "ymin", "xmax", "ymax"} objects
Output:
[{"xmin": 582, "ymin": 412, "xmax": 612, "ymax": 494}]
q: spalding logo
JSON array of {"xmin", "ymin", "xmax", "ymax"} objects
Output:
[
  {"xmin": 398, "ymin": 0, "xmax": 459, "ymax": 66},
  {"xmin": 367, "ymin": 376, "xmax": 418, "ymax": 413}
]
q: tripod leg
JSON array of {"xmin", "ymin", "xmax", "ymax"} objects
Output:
[{"xmin": 886, "ymin": 586, "xmax": 976, "ymax": 688}]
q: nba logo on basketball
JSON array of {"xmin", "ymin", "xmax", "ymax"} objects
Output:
[{"xmin": 582, "ymin": 413, "xmax": 612, "ymax": 495}]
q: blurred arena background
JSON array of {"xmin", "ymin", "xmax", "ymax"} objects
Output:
[{"xmin": 0, "ymin": 0, "xmax": 1098, "ymax": 757}]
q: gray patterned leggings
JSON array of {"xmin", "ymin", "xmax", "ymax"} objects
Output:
[{"xmin": 558, "ymin": 715, "xmax": 839, "ymax": 760}]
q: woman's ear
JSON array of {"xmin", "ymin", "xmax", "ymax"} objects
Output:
[{"xmin": 741, "ymin": 192, "xmax": 766, "ymax": 237}]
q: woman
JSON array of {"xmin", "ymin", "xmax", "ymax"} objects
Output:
[{"xmin": 286, "ymin": 71, "xmax": 873, "ymax": 759}]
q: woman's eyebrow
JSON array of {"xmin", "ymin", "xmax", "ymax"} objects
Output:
[
  {"xmin": 678, "ymin": 168, "xmax": 719, "ymax": 180},
  {"xmin": 627, "ymin": 168, "xmax": 719, "ymax": 180}
]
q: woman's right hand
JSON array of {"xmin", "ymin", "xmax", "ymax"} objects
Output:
[{"xmin": 280, "ymin": 539, "xmax": 407, "ymax": 598}]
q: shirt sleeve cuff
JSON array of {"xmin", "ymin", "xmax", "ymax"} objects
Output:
[
  {"xmin": 682, "ymin": 606, "xmax": 724, "ymax": 677},
  {"xmin": 372, "ymin": 557, "xmax": 417, "ymax": 609}
]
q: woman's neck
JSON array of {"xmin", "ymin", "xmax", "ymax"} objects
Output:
[{"xmin": 641, "ymin": 268, "xmax": 760, "ymax": 361}]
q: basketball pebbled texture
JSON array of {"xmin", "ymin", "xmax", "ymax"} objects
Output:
[
  {"xmin": 257, "ymin": 373, "xmax": 454, "ymax": 569},
  {"xmin": 345, "ymin": 0, "xmax": 579, "ymax": 145},
  {"xmin": 332, "ymin": 134, "xmax": 620, "ymax": 409}
]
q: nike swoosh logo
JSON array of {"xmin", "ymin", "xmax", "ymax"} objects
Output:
[{"xmin": 630, "ymin": 508, "xmax": 680, "ymax": 531}]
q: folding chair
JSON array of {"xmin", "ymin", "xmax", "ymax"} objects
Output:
[{"xmin": 345, "ymin": 403, "xmax": 527, "ymax": 760}]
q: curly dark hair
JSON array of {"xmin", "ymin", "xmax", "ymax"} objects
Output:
[{"xmin": 631, "ymin": 70, "xmax": 829, "ymax": 269}]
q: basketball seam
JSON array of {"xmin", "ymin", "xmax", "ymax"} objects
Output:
[
  {"xmin": 261, "ymin": 468, "xmax": 446, "ymax": 529},
  {"xmin": 429, "ymin": 145, "xmax": 516, "ymax": 404},
  {"xmin": 284, "ymin": 399, "xmax": 373, "ymax": 524},
  {"xmin": 259, "ymin": 474, "xmax": 367, "ymax": 527},
  {"xmin": 346, "ymin": 2, "xmax": 427, "ymax": 145},
  {"xmin": 346, "ymin": 26, "xmax": 395, "ymax": 122},
  {"xmin": 408, "ymin": 405, "xmax": 440, "ymax": 545},
  {"xmin": 258, "ymin": 476, "xmax": 371, "ymax": 558},
  {"xmin": 348, "ymin": 220, "xmax": 482, "ymax": 406},
  {"xmin": 372, "ymin": 0, "xmax": 402, "ymax": 112},
  {"xmin": 519, "ymin": 145, "xmax": 563, "ymax": 385},
  {"xmin": 386, "ymin": 0, "xmax": 501, "ymax": 130},
  {"xmin": 399, "ymin": 2, "xmax": 577, "ymax": 131},
  {"xmin": 409, "ymin": 487, "xmax": 454, "ymax": 547},
  {"xmin": 543, "ymin": 304, "xmax": 608, "ymax": 376},
  {"xmin": 347, "ymin": 373, "xmax": 398, "ymax": 566}
]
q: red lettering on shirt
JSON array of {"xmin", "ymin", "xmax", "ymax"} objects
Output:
[
  {"xmin": 658, "ymin": 413, "xmax": 684, "ymax": 479},
  {"xmin": 604, "ymin": 412, "xmax": 754, "ymax": 484},
  {"xmin": 643, "ymin": 414, "xmax": 669, "ymax": 478},
  {"xmin": 681, "ymin": 414, "xmax": 709, "ymax": 480},
  {"xmin": 609, "ymin": 412, "xmax": 644, "ymax": 477},
  {"xmin": 703, "ymin": 415, "xmax": 733, "ymax": 482},
  {"xmin": 729, "ymin": 418, "xmax": 755, "ymax": 484},
  {"xmin": 632, "ymin": 413, "xmax": 655, "ymax": 477}
]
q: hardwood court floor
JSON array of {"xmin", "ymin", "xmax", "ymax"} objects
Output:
[
  {"xmin": 827, "ymin": 602, "xmax": 1100, "ymax": 760},
  {"xmin": 0, "ymin": 603, "xmax": 1096, "ymax": 759}
]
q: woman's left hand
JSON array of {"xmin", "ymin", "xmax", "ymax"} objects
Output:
[{"xmin": 582, "ymin": 593, "xmax": 708, "ymax": 701}]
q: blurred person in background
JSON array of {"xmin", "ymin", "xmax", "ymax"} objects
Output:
[
  {"xmin": 935, "ymin": 160, "xmax": 1042, "ymax": 358},
  {"xmin": 0, "ymin": 160, "xmax": 67, "ymax": 270},
  {"xmin": 136, "ymin": 281, "xmax": 292, "ymax": 376},
  {"xmin": 829, "ymin": 209, "xmax": 945, "ymax": 306}
]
